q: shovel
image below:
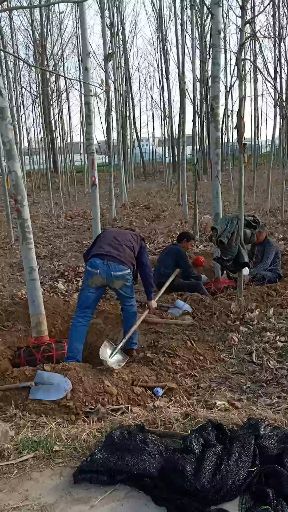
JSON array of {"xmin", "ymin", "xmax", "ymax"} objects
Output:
[
  {"xmin": 100, "ymin": 269, "xmax": 180, "ymax": 369},
  {"xmin": 0, "ymin": 370, "xmax": 72, "ymax": 401}
]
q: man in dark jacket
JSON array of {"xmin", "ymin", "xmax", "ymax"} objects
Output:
[
  {"xmin": 249, "ymin": 225, "xmax": 282, "ymax": 285},
  {"xmin": 153, "ymin": 232, "xmax": 208, "ymax": 295},
  {"xmin": 66, "ymin": 228, "xmax": 156, "ymax": 362}
]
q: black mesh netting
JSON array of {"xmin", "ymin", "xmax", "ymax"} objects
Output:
[{"xmin": 73, "ymin": 419, "xmax": 288, "ymax": 512}]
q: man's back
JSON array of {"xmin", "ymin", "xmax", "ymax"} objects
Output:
[{"xmin": 83, "ymin": 228, "xmax": 142, "ymax": 270}]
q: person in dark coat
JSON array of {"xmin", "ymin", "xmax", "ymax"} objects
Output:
[
  {"xmin": 66, "ymin": 228, "xmax": 156, "ymax": 362},
  {"xmin": 249, "ymin": 224, "xmax": 282, "ymax": 285},
  {"xmin": 153, "ymin": 232, "xmax": 208, "ymax": 295}
]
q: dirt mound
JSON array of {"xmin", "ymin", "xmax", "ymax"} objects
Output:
[
  {"xmin": 0, "ymin": 298, "xmax": 222, "ymax": 418},
  {"xmin": 0, "ymin": 277, "xmax": 287, "ymax": 420}
]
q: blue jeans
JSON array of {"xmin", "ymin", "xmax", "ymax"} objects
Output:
[{"xmin": 66, "ymin": 258, "xmax": 138, "ymax": 362}]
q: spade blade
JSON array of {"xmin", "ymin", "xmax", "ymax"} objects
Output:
[{"xmin": 99, "ymin": 340, "xmax": 129, "ymax": 369}]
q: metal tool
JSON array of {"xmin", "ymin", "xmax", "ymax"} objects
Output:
[
  {"xmin": 0, "ymin": 370, "xmax": 72, "ymax": 400},
  {"xmin": 100, "ymin": 269, "xmax": 180, "ymax": 369}
]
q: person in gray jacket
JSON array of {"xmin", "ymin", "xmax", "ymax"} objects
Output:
[{"xmin": 249, "ymin": 225, "xmax": 282, "ymax": 285}]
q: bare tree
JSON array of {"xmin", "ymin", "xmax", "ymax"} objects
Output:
[
  {"xmin": 0, "ymin": 70, "xmax": 48, "ymax": 339},
  {"xmin": 236, "ymin": 0, "xmax": 248, "ymax": 297},
  {"xmin": 99, "ymin": 0, "xmax": 116, "ymax": 220},
  {"xmin": 210, "ymin": 0, "xmax": 222, "ymax": 225},
  {"xmin": 79, "ymin": 1, "xmax": 101, "ymax": 237}
]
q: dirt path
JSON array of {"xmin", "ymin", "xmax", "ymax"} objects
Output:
[{"xmin": 0, "ymin": 466, "xmax": 164, "ymax": 511}]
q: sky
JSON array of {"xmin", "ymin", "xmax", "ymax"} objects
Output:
[{"xmin": 2, "ymin": 0, "xmax": 279, "ymax": 148}]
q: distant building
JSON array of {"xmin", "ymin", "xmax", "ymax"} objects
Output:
[{"xmin": 133, "ymin": 138, "xmax": 163, "ymax": 163}]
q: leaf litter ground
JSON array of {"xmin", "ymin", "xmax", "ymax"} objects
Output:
[{"xmin": 0, "ymin": 167, "xmax": 288, "ymax": 470}]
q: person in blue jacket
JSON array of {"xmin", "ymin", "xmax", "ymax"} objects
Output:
[
  {"xmin": 249, "ymin": 224, "xmax": 282, "ymax": 285},
  {"xmin": 153, "ymin": 231, "xmax": 208, "ymax": 295},
  {"xmin": 65, "ymin": 228, "xmax": 157, "ymax": 362}
]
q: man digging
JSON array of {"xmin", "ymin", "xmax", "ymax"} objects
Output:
[{"xmin": 65, "ymin": 228, "xmax": 156, "ymax": 361}]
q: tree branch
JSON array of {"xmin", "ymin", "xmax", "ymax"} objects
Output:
[
  {"xmin": 0, "ymin": 47, "xmax": 103, "ymax": 92},
  {"xmin": 0, "ymin": 0, "xmax": 87, "ymax": 14}
]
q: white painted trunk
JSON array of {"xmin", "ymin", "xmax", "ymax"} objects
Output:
[
  {"xmin": 99, "ymin": 0, "xmax": 116, "ymax": 220},
  {"xmin": 210, "ymin": 0, "xmax": 223, "ymax": 225},
  {"xmin": 0, "ymin": 146, "xmax": 14, "ymax": 244},
  {"xmin": 210, "ymin": 0, "xmax": 223, "ymax": 279},
  {"xmin": 0, "ymin": 74, "xmax": 48, "ymax": 338},
  {"xmin": 79, "ymin": 1, "xmax": 101, "ymax": 238}
]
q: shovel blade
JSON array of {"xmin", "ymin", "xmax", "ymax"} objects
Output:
[
  {"xmin": 29, "ymin": 382, "xmax": 71, "ymax": 401},
  {"xmin": 99, "ymin": 340, "xmax": 129, "ymax": 369},
  {"xmin": 34, "ymin": 370, "xmax": 69, "ymax": 386},
  {"xmin": 29, "ymin": 371, "xmax": 72, "ymax": 401}
]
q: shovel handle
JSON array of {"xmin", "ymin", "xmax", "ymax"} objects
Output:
[
  {"xmin": 111, "ymin": 269, "xmax": 180, "ymax": 356},
  {"xmin": 0, "ymin": 381, "xmax": 34, "ymax": 391},
  {"xmin": 154, "ymin": 269, "xmax": 180, "ymax": 301}
]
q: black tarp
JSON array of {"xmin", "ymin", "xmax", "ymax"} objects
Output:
[{"xmin": 74, "ymin": 419, "xmax": 288, "ymax": 512}]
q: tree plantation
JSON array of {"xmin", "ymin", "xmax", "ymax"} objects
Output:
[{"xmin": 0, "ymin": 1, "xmax": 288, "ymax": 510}]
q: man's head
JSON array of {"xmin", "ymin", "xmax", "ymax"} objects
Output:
[
  {"xmin": 255, "ymin": 224, "xmax": 268, "ymax": 244},
  {"xmin": 176, "ymin": 231, "xmax": 195, "ymax": 252}
]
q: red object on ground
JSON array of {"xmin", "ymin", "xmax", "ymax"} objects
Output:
[
  {"xmin": 193, "ymin": 256, "xmax": 206, "ymax": 268},
  {"xmin": 205, "ymin": 277, "xmax": 236, "ymax": 295},
  {"xmin": 30, "ymin": 335, "xmax": 50, "ymax": 344},
  {"xmin": 12, "ymin": 338, "xmax": 68, "ymax": 368}
]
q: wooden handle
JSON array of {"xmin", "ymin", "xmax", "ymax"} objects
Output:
[
  {"xmin": 0, "ymin": 381, "xmax": 34, "ymax": 391},
  {"xmin": 154, "ymin": 269, "xmax": 180, "ymax": 301},
  {"xmin": 111, "ymin": 269, "xmax": 180, "ymax": 356}
]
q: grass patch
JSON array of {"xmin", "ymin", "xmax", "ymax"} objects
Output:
[{"xmin": 18, "ymin": 436, "xmax": 56, "ymax": 455}]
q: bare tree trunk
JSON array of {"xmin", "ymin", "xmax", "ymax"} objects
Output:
[
  {"xmin": 236, "ymin": 0, "xmax": 248, "ymax": 298},
  {"xmin": 38, "ymin": 1, "xmax": 60, "ymax": 175},
  {"xmin": 210, "ymin": 0, "xmax": 223, "ymax": 279},
  {"xmin": 266, "ymin": 0, "xmax": 278, "ymax": 213},
  {"xmin": 277, "ymin": 0, "xmax": 285, "ymax": 220},
  {"xmin": 119, "ymin": 4, "xmax": 147, "ymax": 179},
  {"xmin": 79, "ymin": 1, "xmax": 101, "ymax": 237},
  {"xmin": 99, "ymin": 0, "xmax": 116, "ymax": 220},
  {"xmin": 155, "ymin": 0, "xmax": 177, "ymax": 178},
  {"xmin": 179, "ymin": 0, "xmax": 188, "ymax": 218},
  {"xmin": 198, "ymin": 1, "xmax": 209, "ymax": 178},
  {"xmin": 8, "ymin": 11, "xmax": 26, "ymax": 180},
  {"xmin": 251, "ymin": 0, "xmax": 259, "ymax": 204},
  {"xmin": 107, "ymin": 0, "xmax": 127, "ymax": 203},
  {"xmin": 190, "ymin": 0, "xmax": 197, "ymax": 165},
  {"xmin": 173, "ymin": 0, "xmax": 181, "ymax": 195},
  {"xmin": 193, "ymin": 164, "xmax": 199, "ymax": 239},
  {"xmin": 0, "ymin": 72, "xmax": 48, "ymax": 339},
  {"xmin": 0, "ymin": 26, "xmax": 19, "ymax": 155},
  {"xmin": 210, "ymin": 0, "xmax": 223, "ymax": 224},
  {"xmin": 223, "ymin": 7, "xmax": 234, "ymax": 194},
  {"xmin": 0, "ymin": 145, "xmax": 14, "ymax": 244}
]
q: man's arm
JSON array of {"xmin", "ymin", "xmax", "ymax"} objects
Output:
[
  {"xmin": 250, "ymin": 240, "xmax": 276, "ymax": 275},
  {"xmin": 177, "ymin": 248, "xmax": 202, "ymax": 281},
  {"xmin": 136, "ymin": 241, "xmax": 155, "ymax": 300}
]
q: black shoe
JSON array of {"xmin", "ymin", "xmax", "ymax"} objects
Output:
[{"xmin": 122, "ymin": 348, "xmax": 138, "ymax": 358}]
